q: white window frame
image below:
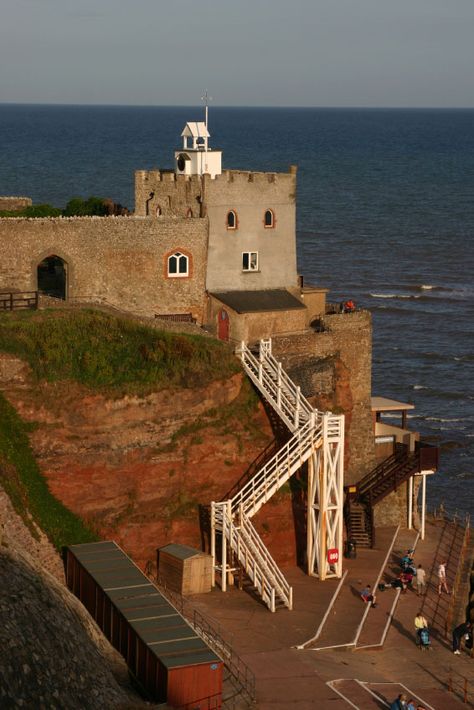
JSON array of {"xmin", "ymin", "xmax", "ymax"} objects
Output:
[
  {"xmin": 168, "ymin": 251, "xmax": 189, "ymax": 278},
  {"xmin": 242, "ymin": 251, "xmax": 258, "ymax": 272}
]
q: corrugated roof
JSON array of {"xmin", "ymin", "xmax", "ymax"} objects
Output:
[
  {"xmin": 67, "ymin": 541, "xmax": 221, "ymax": 670},
  {"xmin": 211, "ymin": 289, "xmax": 305, "ymax": 314}
]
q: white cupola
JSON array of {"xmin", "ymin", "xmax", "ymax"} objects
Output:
[{"xmin": 175, "ymin": 121, "xmax": 222, "ymax": 179}]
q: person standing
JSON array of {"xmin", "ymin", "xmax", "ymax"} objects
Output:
[
  {"xmin": 452, "ymin": 621, "xmax": 472, "ymax": 655},
  {"xmin": 415, "ymin": 564, "xmax": 426, "ymax": 596},
  {"xmin": 438, "ymin": 561, "xmax": 450, "ymax": 594},
  {"xmin": 414, "ymin": 611, "xmax": 428, "ymax": 645}
]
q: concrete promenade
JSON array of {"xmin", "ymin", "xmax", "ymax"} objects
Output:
[{"xmin": 192, "ymin": 519, "xmax": 474, "ymax": 709}]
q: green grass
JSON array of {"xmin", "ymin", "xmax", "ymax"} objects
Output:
[
  {"xmin": 0, "ymin": 392, "xmax": 98, "ymax": 549},
  {"xmin": 0, "ymin": 309, "xmax": 240, "ymax": 395}
]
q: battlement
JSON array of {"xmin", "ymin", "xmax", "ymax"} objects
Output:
[
  {"xmin": 135, "ymin": 166, "xmax": 297, "ymax": 186},
  {"xmin": 0, "ymin": 196, "xmax": 32, "ymax": 212}
]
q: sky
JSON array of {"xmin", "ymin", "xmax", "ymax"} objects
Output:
[{"xmin": 1, "ymin": 0, "xmax": 474, "ymax": 107}]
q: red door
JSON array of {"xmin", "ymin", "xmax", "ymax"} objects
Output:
[{"xmin": 217, "ymin": 308, "xmax": 229, "ymax": 341}]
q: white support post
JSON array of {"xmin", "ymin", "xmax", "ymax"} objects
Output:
[
  {"xmin": 227, "ymin": 500, "xmax": 234, "ymax": 588},
  {"xmin": 294, "ymin": 386, "xmax": 301, "ymax": 428},
  {"xmin": 210, "ymin": 502, "xmax": 216, "ymax": 587},
  {"xmin": 222, "ymin": 510, "xmax": 227, "ymax": 592},
  {"xmin": 408, "ymin": 476, "xmax": 413, "ymax": 530},
  {"xmin": 307, "ymin": 454, "xmax": 315, "ymax": 574},
  {"xmin": 277, "ymin": 362, "xmax": 282, "ymax": 409},
  {"xmin": 421, "ymin": 473, "xmax": 426, "ymax": 540}
]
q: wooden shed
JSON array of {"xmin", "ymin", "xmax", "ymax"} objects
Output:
[
  {"xmin": 158, "ymin": 543, "xmax": 213, "ymax": 595},
  {"xmin": 64, "ymin": 541, "xmax": 222, "ymax": 709}
]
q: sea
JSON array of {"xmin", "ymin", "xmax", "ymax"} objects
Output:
[{"xmin": 0, "ymin": 104, "xmax": 473, "ymax": 517}]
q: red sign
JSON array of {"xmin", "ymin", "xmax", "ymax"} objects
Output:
[{"xmin": 327, "ymin": 548, "xmax": 339, "ymax": 564}]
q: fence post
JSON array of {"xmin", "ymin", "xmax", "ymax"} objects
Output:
[{"xmin": 9, "ymin": 293, "xmax": 13, "ymax": 311}]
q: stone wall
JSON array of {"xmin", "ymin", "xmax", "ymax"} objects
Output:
[
  {"xmin": 0, "ymin": 196, "xmax": 32, "ymax": 211},
  {"xmin": 272, "ymin": 310, "xmax": 375, "ymax": 484},
  {"xmin": 0, "ymin": 216, "xmax": 209, "ymax": 321},
  {"xmin": 205, "ymin": 169, "xmax": 298, "ymax": 293},
  {"xmin": 134, "ymin": 168, "xmax": 299, "ymax": 294},
  {"xmin": 206, "ymin": 296, "xmax": 308, "ymax": 344}
]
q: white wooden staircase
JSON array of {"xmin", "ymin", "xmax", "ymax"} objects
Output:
[{"xmin": 211, "ymin": 339, "xmax": 345, "ymax": 612}]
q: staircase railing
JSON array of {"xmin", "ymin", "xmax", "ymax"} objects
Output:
[
  {"xmin": 213, "ymin": 502, "xmax": 292, "ymax": 611},
  {"xmin": 212, "ymin": 338, "xmax": 341, "ymax": 609},
  {"xmin": 230, "ymin": 417, "xmax": 322, "ymax": 518},
  {"xmin": 236, "ymin": 341, "xmax": 317, "ymax": 432}
]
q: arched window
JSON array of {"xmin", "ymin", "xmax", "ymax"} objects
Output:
[
  {"xmin": 156, "ymin": 205, "xmax": 162, "ymax": 217},
  {"xmin": 264, "ymin": 209, "xmax": 275, "ymax": 228},
  {"xmin": 186, "ymin": 208, "xmax": 193, "ymax": 218},
  {"xmin": 226, "ymin": 210, "xmax": 237, "ymax": 230},
  {"xmin": 167, "ymin": 251, "xmax": 189, "ymax": 278}
]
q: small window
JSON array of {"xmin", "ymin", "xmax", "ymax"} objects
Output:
[
  {"xmin": 168, "ymin": 251, "xmax": 189, "ymax": 278},
  {"xmin": 186, "ymin": 208, "xmax": 193, "ymax": 218},
  {"xmin": 227, "ymin": 210, "xmax": 237, "ymax": 230},
  {"xmin": 242, "ymin": 252, "xmax": 258, "ymax": 272},
  {"xmin": 264, "ymin": 209, "xmax": 274, "ymax": 228},
  {"xmin": 156, "ymin": 205, "xmax": 162, "ymax": 216}
]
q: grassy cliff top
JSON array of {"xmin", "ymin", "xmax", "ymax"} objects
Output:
[{"xmin": 0, "ymin": 309, "xmax": 240, "ymax": 395}]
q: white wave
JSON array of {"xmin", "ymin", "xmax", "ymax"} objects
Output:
[
  {"xmin": 425, "ymin": 416, "xmax": 465, "ymax": 422},
  {"xmin": 412, "ymin": 385, "xmax": 427, "ymax": 390},
  {"xmin": 420, "ymin": 284, "xmax": 434, "ymax": 290},
  {"xmin": 370, "ymin": 292, "xmax": 419, "ymax": 299}
]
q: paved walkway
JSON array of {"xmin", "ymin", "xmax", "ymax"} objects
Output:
[{"xmin": 191, "ymin": 520, "xmax": 474, "ymax": 708}]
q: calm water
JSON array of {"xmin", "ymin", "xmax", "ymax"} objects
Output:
[{"xmin": 1, "ymin": 105, "xmax": 473, "ymax": 516}]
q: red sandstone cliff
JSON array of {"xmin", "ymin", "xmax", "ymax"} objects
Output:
[{"xmin": 0, "ymin": 354, "xmax": 301, "ymax": 571}]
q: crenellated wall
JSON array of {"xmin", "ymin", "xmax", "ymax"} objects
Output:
[
  {"xmin": 0, "ymin": 196, "xmax": 32, "ymax": 211},
  {"xmin": 134, "ymin": 167, "xmax": 299, "ymax": 293},
  {"xmin": 0, "ymin": 216, "xmax": 208, "ymax": 321}
]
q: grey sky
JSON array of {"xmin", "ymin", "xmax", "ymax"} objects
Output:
[{"xmin": 1, "ymin": 0, "xmax": 473, "ymax": 106}]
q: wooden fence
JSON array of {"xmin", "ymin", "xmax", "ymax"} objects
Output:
[{"xmin": 0, "ymin": 291, "xmax": 38, "ymax": 311}]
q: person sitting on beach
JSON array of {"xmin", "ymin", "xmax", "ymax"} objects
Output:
[
  {"xmin": 360, "ymin": 584, "xmax": 376, "ymax": 606},
  {"xmin": 401, "ymin": 570, "xmax": 414, "ymax": 589},
  {"xmin": 401, "ymin": 551, "xmax": 414, "ymax": 569},
  {"xmin": 390, "ymin": 573, "xmax": 408, "ymax": 593}
]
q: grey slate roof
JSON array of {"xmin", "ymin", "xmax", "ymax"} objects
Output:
[
  {"xmin": 210, "ymin": 289, "xmax": 305, "ymax": 314},
  {"xmin": 159, "ymin": 543, "xmax": 204, "ymax": 560},
  {"xmin": 68, "ymin": 541, "xmax": 221, "ymax": 670}
]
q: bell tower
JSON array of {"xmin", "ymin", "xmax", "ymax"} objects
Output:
[{"xmin": 175, "ymin": 93, "xmax": 222, "ymax": 179}]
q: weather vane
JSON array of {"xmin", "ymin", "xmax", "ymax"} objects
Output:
[{"xmin": 201, "ymin": 90, "xmax": 212, "ymax": 131}]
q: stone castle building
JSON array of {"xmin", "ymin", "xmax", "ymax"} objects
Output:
[{"xmin": 1, "ymin": 116, "xmax": 436, "ymax": 523}]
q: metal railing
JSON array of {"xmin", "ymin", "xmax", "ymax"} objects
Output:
[
  {"xmin": 448, "ymin": 668, "xmax": 473, "ymax": 705},
  {"xmin": 153, "ymin": 574, "xmax": 257, "ymax": 707}
]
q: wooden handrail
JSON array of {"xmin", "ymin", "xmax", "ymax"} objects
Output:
[{"xmin": 0, "ymin": 291, "xmax": 39, "ymax": 311}]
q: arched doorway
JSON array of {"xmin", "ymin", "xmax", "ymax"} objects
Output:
[
  {"xmin": 37, "ymin": 255, "xmax": 67, "ymax": 299},
  {"xmin": 217, "ymin": 308, "xmax": 230, "ymax": 341}
]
